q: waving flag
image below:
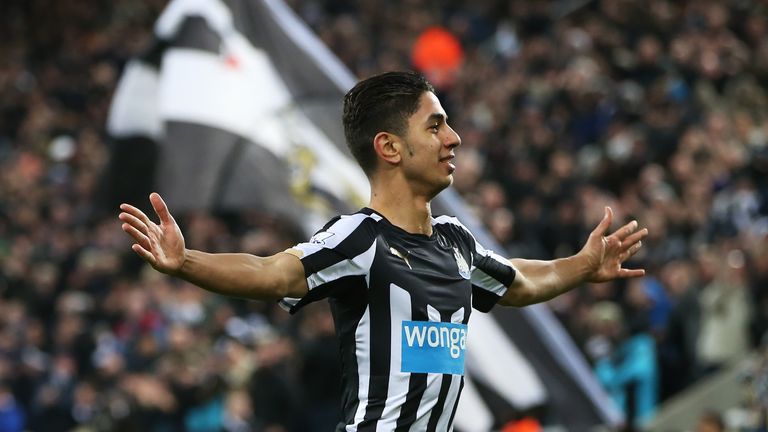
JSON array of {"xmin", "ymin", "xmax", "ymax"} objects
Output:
[
  {"xmin": 106, "ymin": 0, "xmax": 621, "ymax": 428},
  {"xmin": 106, "ymin": 0, "xmax": 367, "ymax": 230}
]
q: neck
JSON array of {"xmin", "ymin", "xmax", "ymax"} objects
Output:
[{"xmin": 368, "ymin": 175, "xmax": 434, "ymax": 236}]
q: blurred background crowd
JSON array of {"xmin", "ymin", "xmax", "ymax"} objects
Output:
[{"xmin": 1, "ymin": 0, "xmax": 768, "ymax": 430}]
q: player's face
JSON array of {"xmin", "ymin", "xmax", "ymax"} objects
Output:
[{"xmin": 400, "ymin": 92, "xmax": 462, "ymax": 197}]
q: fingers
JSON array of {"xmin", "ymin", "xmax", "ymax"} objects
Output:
[
  {"xmin": 620, "ymin": 239, "xmax": 643, "ymax": 262},
  {"xmin": 121, "ymin": 222, "xmax": 152, "ymax": 251},
  {"xmin": 621, "ymin": 228, "xmax": 648, "ymax": 252},
  {"xmin": 119, "ymin": 211, "xmax": 149, "ymax": 236},
  {"xmin": 131, "ymin": 243, "xmax": 158, "ymax": 266},
  {"xmin": 586, "ymin": 208, "xmax": 649, "ymax": 282},
  {"xmin": 615, "ymin": 237, "xmax": 645, "ymax": 279},
  {"xmin": 618, "ymin": 268, "xmax": 645, "ymax": 278},
  {"xmin": 119, "ymin": 212, "xmax": 156, "ymax": 263},
  {"xmin": 120, "ymin": 202, "xmax": 154, "ymax": 228},
  {"xmin": 591, "ymin": 206, "xmax": 613, "ymax": 238},
  {"xmin": 614, "ymin": 219, "xmax": 639, "ymax": 241},
  {"xmin": 118, "ymin": 197, "xmax": 166, "ymax": 268},
  {"xmin": 150, "ymin": 192, "xmax": 173, "ymax": 225}
]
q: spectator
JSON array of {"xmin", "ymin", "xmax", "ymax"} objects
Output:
[
  {"xmin": 657, "ymin": 259, "xmax": 701, "ymax": 399},
  {"xmin": 588, "ymin": 301, "xmax": 658, "ymax": 428},
  {"xmin": 696, "ymin": 244, "xmax": 751, "ymax": 374},
  {"xmin": 694, "ymin": 409, "xmax": 725, "ymax": 432},
  {"xmin": 0, "ymin": 383, "xmax": 24, "ymax": 432}
]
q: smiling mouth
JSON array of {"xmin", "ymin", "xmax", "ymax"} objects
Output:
[{"xmin": 440, "ymin": 155, "xmax": 456, "ymax": 172}]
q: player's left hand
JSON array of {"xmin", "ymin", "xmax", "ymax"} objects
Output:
[{"xmin": 579, "ymin": 206, "xmax": 648, "ymax": 283}]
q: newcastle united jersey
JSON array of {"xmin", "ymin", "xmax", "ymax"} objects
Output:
[{"xmin": 280, "ymin": 208, "xmax": 516, "ymax": 432}]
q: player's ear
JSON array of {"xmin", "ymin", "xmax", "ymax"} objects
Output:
[{"xmin": 373, "ymin": 132, "xmax": 402, "ymax": 165}]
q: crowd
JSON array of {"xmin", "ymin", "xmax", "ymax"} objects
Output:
[
  {"xmin": 1, "ymin": 0, "xmax": 767, "ymax": 430},
  {"xmin": 1, "ymin": 2, "xmax": 336, "ymax": 431},
  {"xmin": 292, "ymin": 0, "xmax": 768, "ymax": 426}
]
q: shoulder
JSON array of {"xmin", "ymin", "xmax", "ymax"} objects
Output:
[
  {"xmin": 308, "ymin": 209, "xmax": 383, "ymax": 247},
  {"xmin": 432, "ymin": 215, "xmax": 474, "ymax": 238}
]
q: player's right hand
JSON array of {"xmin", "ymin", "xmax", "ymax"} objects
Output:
[{"xmin": 119, "ymin": 192, "xmax": 186, "ymax": 275}]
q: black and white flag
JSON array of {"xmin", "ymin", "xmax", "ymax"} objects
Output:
[
  {"xmin": 106, "ymin": 0, "xmax": 368, "ymax": 230},
  {"xmin": 106, "ymin": 0, "xmax": 622, "ymax": 429}
]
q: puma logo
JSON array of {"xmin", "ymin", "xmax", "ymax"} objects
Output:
[{"xmin": 389, "ymin": 247, "xmax": 412, "ymax": 269}]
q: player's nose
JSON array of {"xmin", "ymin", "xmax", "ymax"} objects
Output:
[{"xmin": 444, "ymin": 124, "xmax": 461, "ymax": 148}]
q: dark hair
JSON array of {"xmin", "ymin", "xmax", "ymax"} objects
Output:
[{"xmin": 342, "ymin": 71, "xmax": 435, "ymax": 175}]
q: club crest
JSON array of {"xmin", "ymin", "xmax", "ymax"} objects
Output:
[{"xmin": 453, "ymin": 247, "xmax": 470, "ymax": 279}]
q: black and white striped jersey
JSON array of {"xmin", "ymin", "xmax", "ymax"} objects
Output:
[{"xmin": 280, "ymin": 208, "xmax": 517, "ymax": 432}]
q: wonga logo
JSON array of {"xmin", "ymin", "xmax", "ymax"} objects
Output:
[{"xmin": 401, "ymin": 321, "xmax": 468, "ymax": 375}]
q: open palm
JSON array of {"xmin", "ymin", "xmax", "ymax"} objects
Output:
[
  {"xmin": 580, "ymin": 207, "xmax": 647, "ymax": 283},
  {"xmin": 118, "ymin": 193, "xmax": 186, "ymax": 275}
]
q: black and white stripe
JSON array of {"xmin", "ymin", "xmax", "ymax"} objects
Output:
[
  {"xmin": 106, "ymin": 0, "xmax": 367, "ymax": 228},
  {"xmin": 282, "ymin": 209, "xmax": 523, "ymax": 431}
]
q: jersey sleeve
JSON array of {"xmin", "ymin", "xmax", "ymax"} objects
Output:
[
  {"xmin": 279, "ymin": 213, "xmax": 377, "ymax": 314},
  {"xmin": 434, "ymin": 215, "xmax": 516, "ymax": 312},
  {"xmin": 470, "ymin": 239, "xmax": 517, "ymax": 312}
]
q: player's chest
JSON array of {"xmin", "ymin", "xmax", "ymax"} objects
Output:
[{"xmin": 370, "ymin": 233, "xmax": 472, "ymax": 320}]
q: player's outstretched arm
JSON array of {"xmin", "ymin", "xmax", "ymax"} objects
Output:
[
  {"xmin": 119, "ymin": 193, "xmax": 308, "ymax": 301},
  {"xmin": 499, "ymin": 206, "xmax": 647, "ymax": 307}
]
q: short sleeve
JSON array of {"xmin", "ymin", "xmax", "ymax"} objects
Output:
[
  {"xmin": 279, "ymin": 213, "xmax": 378, "ymax": 314},
  {"xmin": 433, "ymin": 215, "xmax": 516, "ymax": 312},
  {"xmin": 470, "ymin": 240, "xmax": 516, "ymax": 312}
]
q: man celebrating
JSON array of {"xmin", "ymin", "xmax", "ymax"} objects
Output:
[{"xmin": 119, "ymin": 71, "xmax": 647, "ymax": 431}]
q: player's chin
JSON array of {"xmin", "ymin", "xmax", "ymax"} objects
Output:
[
  {"xmin": 425, "ymin": 176, "xmax": 453, "ymax": 197},
  {"xmin": 437, "ymin": 174, "xmax": 454, "ymax": 190}
]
